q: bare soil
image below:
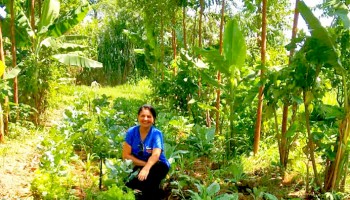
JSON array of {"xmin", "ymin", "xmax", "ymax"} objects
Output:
[{"xmin": 0, "ymin": 133, "xmax": 42, "ymax": 199}]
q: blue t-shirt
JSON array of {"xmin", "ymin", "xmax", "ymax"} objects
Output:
[{"xmin": 125, "ymin": 125, "xmax": 170, "ymax": 169}]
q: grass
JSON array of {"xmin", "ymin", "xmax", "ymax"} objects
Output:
[{"xmin": 44, "ymin": 78, "xmax": 153, "ymax": 125}]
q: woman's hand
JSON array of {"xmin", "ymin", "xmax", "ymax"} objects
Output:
[
  {"xmin": 138, "ymin": 167, "xmax": 150, "ymax": 181},
  {"xmin": 137, "ymin": 148, "xmax": 162, "ymax": 181}
]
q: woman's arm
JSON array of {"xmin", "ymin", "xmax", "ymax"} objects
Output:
[
  {"xmin": 137, "ymin": 148, "xmax": 161, "ymax": 181},
  {"xmin": 122, "ymin": 142, "xmax": 147, "ymax": 166}
]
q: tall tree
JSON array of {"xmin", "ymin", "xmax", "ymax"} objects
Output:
[
  {"xmin": 198, "ymin": 0, "xmax": 204, "ymax": 97},
  {"xmin": 171, "ymin": 1, "xmax": 177, "ymax": 75},
  {"xmin": 215, "ymin": 0, "xmax": 225, "ymax": 134},
  {"xmin": 279, "ymin": 0, "xmax": 300, "ymax": 170},
  {"xmin": 10, "ymin": 0, "xmax": 18, "ymax": 104},
  {"xmin": 182, "ymin": 0, "xmax": 188, "ymax": 50},
  {"xmin": 0, "ymin": 6, "xmax": 7, "ymax": 135},
  {"xmin": 253, "ymin": 0, "xmax": 267, "ymax": 155},
  {"xmin": 30, "ymin": 0, "xmax": 34, "ymax": 30}
]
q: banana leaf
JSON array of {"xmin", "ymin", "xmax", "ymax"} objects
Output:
[
  {"xmin": 298, "ymin": 1, "xmax": 344, "ymax": 74},
  {"xmin": 52, "ymin": 54, "xmax": 103, "ymax": 68},
  {"xmin": 3, "ymin": 68, "xmax": 21, "ymax": 80},
  {"xmin": 46, "ymin": 3, "xmax": 90, "ymax": 38},
  {"xmin": 37, "ymin": 0, "xmax": 60, "ymax": 34},
  {"xmin": 2, "ymin": 9, "xmax": 34, "ymax": 47}
]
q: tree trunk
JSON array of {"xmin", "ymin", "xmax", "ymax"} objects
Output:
[
  {"xmin": 324, "ymin": 72, "xmax": 350, "ymax": 191},
  {"xmin": 0, "ymin": 103, "xmax": 3, "ymax": 142},
  {"xmin": 324, "ymin": 112, "xmax": 350, "ymax": 191},
  {"xmin": 198, "ymin": 0, "xmax": 204, "ymax": 97},
  {"xmin": 160, "ymin": 17, "xmax": 165, "ymax": 80},
  {"xmin": 215, "ymin": 0, "xmax": 225, "ymax": 134},
  {"xmin": 198, "ymin": 0, "xmax": 204, "ymax": 49},
  {"xmin": 280, "ymin": 0, "xmax": 300, "ymax": 170},
  {"xmin": 182, "ymin": 2, "xmax": 187, "ymax": 50},
  {"xmin": 172, "ymin": 11, "xmax": 177, "ymax": 75},
  {"xmin": 11, "ymin": 0, "xmax": 18, "ymax": 104},
  {"xmin": 0, "ymin": 21, "xmax": 8, "ymax": 136},
  {"xmin": 38, "ymin": 0, "xmax": 42, "ymax": 18},
  {"xmin": 191, "ymin": 12, "xmax": 197, "ymax": 52},
  {"xmin": 31, "ymin": 0, "xmax": 35, "ymax": 30},
  {"xmin": 253, "ymin": 0, "xmax": 267, "ymax": 155},
  {"xmin": 303, "ymin": 90, "xmax": 321, "ymax": 189}
]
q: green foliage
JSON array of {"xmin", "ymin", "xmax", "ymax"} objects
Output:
[
  {"xmin": 228, "ymin": 162, "xmax": 246, "ymax": 183},
  {"xmin": 18, "ymin": 55, "xmax": 64, "ymax": 123},
  {"xmin": 164, "ymin": 143, "xmax": 189, "ymax": 165},
  {"xmin": 95, "ymin": 184, "xmax": 135, "ymax": 200},
  {"xmin": 224, "ymin": 19, "xmax": 247, "ymax": 71},
  {"xmin": 247, "ymin": 187, "xmax": 278, "ymax": 200},
  {"xmin": 187, "ymin": 125, "xmax": 215, "ymax": 157},
  {"xmin": 154, "ymin": 57, "xmax": 199, "ymax": 113},
  {"xmin": 31, "ymin": 169, "xmax": 75, "ymax": 199},
  {"xmin": 81, "ymin": 4, "xmax": 148, "ymax": 86},
  {"xmin": 29, "ymin": 81, "xmax": 158, "ymax": 198},
  {"xmin": 2, "ymin": 0, "xmax": 101, "ymax": 124},
  {"xmin": 103, "ymin": 158, "xmax": 134, "ymax": 187},
  {"xmin": 298, "ymin": 1, "xmax": 343, "ymax": 74},
  {"xmin": 46, "ymin": 1, "xmax": 90, "ymax": 37},
  {"xmin": 188, "ymin": 182, "xmax": 239, "ymax": 200}
]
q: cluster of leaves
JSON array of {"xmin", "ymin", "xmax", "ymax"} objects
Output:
[{"xmin": 31, "ymin": 92, "xmax": 137, "ymax": 198}]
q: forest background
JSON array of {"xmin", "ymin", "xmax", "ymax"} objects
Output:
[{"xmin": 0, "ymin": 0, "xmax": 350, "ymax": 199}]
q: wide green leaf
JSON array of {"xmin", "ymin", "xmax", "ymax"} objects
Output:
[
  {"xmin": 334, "ymin": 3, "xmax": 350, "ymax": 28},
  {"xmin": 3, "ymin": 68, "xmax": 21, "ymax": 80},
  {"xmin": 207, "ymin": 182, "xmax": 220, "ymax": 196},
  {"xmin": 196, "ymin": 48, "xmax": 229, "ymax": 75},
  {"xmin": 298, "ymin": 1, "xmax": 344, "ymax": 73},
  {"xmin": 223, "ymin": 19, "xmax": 246, "ymax": 69},
  {"xmin": 200, "ymin": 70, "xmax": 221, "ymax": 88},
  {"xmin": 37, "ymin": 0, "xmax": 60, "ymax": 33},
  {"xmin": 60, "ymin": 35, "xmax": 89, "ymax": 41},
  {"xmin": 52, "ymin": 54, "xmax": 103, "ymax": 68},
  {"xmin": 58, "ymin": 43, "xmax": 87, "ymax": 52},
  {"xmin": 2, "ymin": 9, "xmax": 34, "ymax": 47},
  {"xmin": 46, "ymin": 2, "xmax": 90, "ymax": 37}
]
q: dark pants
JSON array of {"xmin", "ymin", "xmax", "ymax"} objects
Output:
[{"xmin": 126, "ymin": 162, "xmax": 169, "ymax": 200}]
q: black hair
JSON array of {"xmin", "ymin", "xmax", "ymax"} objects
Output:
[{"xmin": 138, "ymin": 104, "xmax": 157, "ymax": 124}]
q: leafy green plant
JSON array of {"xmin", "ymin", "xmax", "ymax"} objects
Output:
[
  {"xmin": 188, "ymin": 182, "xmax": 238, "ymax": 200},
  {"xmin": 164, "ymin": 143, "xmax": 188, "ymax": 165},
  {"xmin": 170, "ymin": 174, "xmax": 195, "ymax": 200},
  {"xmin": 227, "ymin": 162, "xmax": 246, "ymax": 183},
  {"xmin": 187, "ymin": 125, "xmax": 215, "ymax": 156},
  {"xmin": 103, "ymin": 158, "xmax": 134, "ymax": 188},
  {"xmin": 31, "ymin": 169, "xmax": 75, "ymax": 199},
  {"xmin": 95, "ymin": 184, "xmax": 135, "ymax": 200},
  {"xmin": 247, "ymin": 187, "xmax": 278, "ymax": 200}
]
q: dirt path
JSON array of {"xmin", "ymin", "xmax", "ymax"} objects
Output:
[{"xmin": 0, "ymin": 132, "xmax": 43, "ymax": 199}]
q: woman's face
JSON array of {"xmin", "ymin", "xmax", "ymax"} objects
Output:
[{"xmin": 138, "ymin": 108, "xmax": 154, "ymax": 128}]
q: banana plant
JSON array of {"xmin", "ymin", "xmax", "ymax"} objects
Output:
[
  {"xmin": 298, "ymin": 1, "xmax": 348, "ymax": 191},
  {"xmin": 0, "ymin": 60, "xmax": 20, "ymax": 141},
  {"xmin": 2, "ymin": 0, "xmax": 102, "ymax": 68},
  {"xmin": 1, "ymin": 0, "xmax": 102, "ymax": 122},
  {"xmin": 196, "ymin": 18, "xmax": 247, "ymax": 157}
]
